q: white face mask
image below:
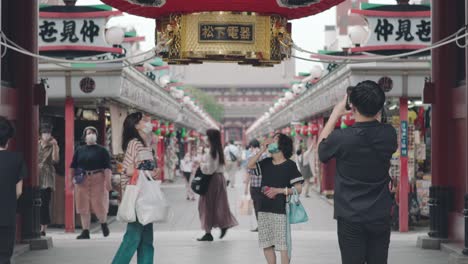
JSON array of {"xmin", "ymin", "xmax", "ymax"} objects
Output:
[
  {"xmin": 86, "ymin": 134, "xmax": 97, "ymax": 144},
  {"xmin": 142, "ymin": 122, "xmax": 153, "ymax": 134},
  {"xmin": 41, "ymin": 133, "xmax": 51, "ymax": 141}
]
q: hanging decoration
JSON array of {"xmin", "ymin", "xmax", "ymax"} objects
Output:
[
  {"xmin": 152, "ymin": 120, "xmax": 160, "ymax": 132},
  {"xmin": 301, "ymin": 123, "xmax": 309, "ymax": 137},
  {"xmin": 160, "ymin": 122, "xmax": 168, "ymax": 136},
  {"xmin": 309, "ymin": 122, "xmax": 319, "ymax": 136}
]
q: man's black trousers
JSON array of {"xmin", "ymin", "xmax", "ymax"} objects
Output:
[{"xmin": 337, "ymin": 218, "xmax": 391, "ymax": 264}]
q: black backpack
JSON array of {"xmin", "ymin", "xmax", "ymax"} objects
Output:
[{"xmin": 191, "ymin": 168, "xmax": 213, "ymax": 195}]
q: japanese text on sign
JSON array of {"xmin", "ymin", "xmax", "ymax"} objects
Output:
[
  {"xmin": 367, "ymin": 17, "xmax": 431, "ymax": 46},
  {"xmin": 39, "ymin": 18, "xmax": 106, "ymax": 47},
  {"xmin": 401, "ymin": 121, "xmax": 408, "ymax": 157},
  {"xmin": 199, "ymin": 24, "xmax": 254, "ymax": 43}
]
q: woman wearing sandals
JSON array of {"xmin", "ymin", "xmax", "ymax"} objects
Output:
[
  {"xmin": 197, "ymin": 129, "xmax": 238, "ymax": 242},
  {"xmin": 247, "ymin": 133, "xmax": 304, "ymax": 264},
  {"xmin": 112, "ymin": 112, "xmax": 159, "ymax": 264}
]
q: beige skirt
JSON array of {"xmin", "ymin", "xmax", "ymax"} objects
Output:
[
  {"xmin": 75, "ymin": 172, "xmax": 109, "ymax": 215},
  {"xmin": 258, "ymin": 212, "xmax": 288, "ymax": 251}
]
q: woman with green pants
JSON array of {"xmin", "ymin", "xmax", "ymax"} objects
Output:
[{"xmin": 112, "ymin": 112, "xmax": 159, "ymax": 264}]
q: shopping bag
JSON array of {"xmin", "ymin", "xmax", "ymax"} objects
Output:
[
  {"xmin": 116, "ymin": 170, "xmax": 139, "ymax": 223},
  {"xmin": 239, "ymin": 195, "xmax": 254, "ymax": 216},
  {"xmin": 136, "ymin": 171, "xmax": 169, "ymax": 225},
  {"xmin": 288, "ymin": 187, "xmax": 309, "ymax": 224}
]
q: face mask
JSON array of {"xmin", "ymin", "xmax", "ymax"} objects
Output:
[
  {"xmin": 41, "ymin": 133, "xmax": 51, "ymax": 141},
  {"xmin": 142, "ymin": 122, "xmax": 153, "ymax": 134},
  {"xmin": 268, "ymin": 143, "xmax": 280, "ymax": 154},
  {"xmin": 86, "ymin": 134, "xmax": 97, "ymax": 144}
]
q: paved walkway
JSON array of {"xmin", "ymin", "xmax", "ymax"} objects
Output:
[{"xmin": 14, "ymin": 172, "xmax": 450, "ymax": 264}]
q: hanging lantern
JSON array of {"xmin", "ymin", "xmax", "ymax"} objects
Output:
[
  {"xmin": 151, "ymin": 120, "xmax": 160, "ymax": 132},
  {"xmin": 160, "ymin": 123, "xmax": 168, "ymax": 136},
  {"xmin": 335, "ymin": 118, "xmax": 341, "ymax": 128},
  {"xmin": 181, "ymin": 127, "xmax": 187, "ymax": 138},
  {"xmin": 284, "ymin": 126, "xmax": 291, "ymax": 135},
  {"xmin": 309, "ymin": 122, "xmax": 319, "ymax": 136},
  {"xmin": 301, "ymin": 124, "xmax": 308, "ymax": 136},
  {"xmin": 342, "ymin": 113, "xmax": 355, "ymax": 127},
  {"xmin": 169, "ymin": 123, "xmax": 175, "ymax": 134},
  {"xmin": 290, "ymin": 126, "xmax": 296, "ymax": 137},
  {"xmin": 295, "ymin": 124, "xmax": 302, "ymax": 134},
  {"xmin": 189, "ymin": 130, "xmax": 197, "ymax": 138}
]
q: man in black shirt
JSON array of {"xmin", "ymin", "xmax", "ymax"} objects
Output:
[
  {"xmin": 318, "ymin": 81, "xmax": 398, "ymax": 264},
  {"xmin": 0, "ymin": 116, "xmax": 27, "ymax": 264}
]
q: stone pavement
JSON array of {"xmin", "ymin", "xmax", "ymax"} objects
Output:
[{"xmin": 14, "ymin": 171, "xmax": 450, "ymax": 264}]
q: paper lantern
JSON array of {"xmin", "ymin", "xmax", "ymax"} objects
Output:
[
  {"xmin": 295, "ymin": 124, "xmax": 302, "ymax": 134},
  {"xmin": 151, "ymin": 120, "xmax": 160, "ymax": 132},
  {"xmin": 160, "ymin": 123, "xmax": 168, "ymax": 136},
  {"xmin": 342, "ymin": 113, "xmax": 355, "ymax": 127},
  {"xmin": 301, "ymin": 124, "xmax": 308, "ymax": 136},
  {"xmin": 309, "ymin": 123, "xmax": 319, "ymax": 136},
  {"xmin": 169, "ymin": 123, "xmax": 175, "ymax": 134}
]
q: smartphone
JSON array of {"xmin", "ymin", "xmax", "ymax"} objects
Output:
[{"xmin": 345, "ymin": 86, "xmax": 354, "ymax": 111}]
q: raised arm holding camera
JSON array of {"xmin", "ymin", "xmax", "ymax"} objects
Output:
[{"xmin": 318, "ymin": 80, "xmax": 398, "ymax": 264}]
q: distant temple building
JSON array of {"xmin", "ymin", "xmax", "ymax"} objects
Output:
[{"xmin": 175, "ymin": 60, "xmax": 295, "ymax": 143}]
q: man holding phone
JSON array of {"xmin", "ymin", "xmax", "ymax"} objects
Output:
[{"xmin": 318, "ymin": 80, "xmax": 397, "ymax": 264}]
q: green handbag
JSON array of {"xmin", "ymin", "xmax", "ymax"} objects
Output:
[{"xmin": 288, "ymin": 187, "xmax": 309, "ymax": 224}]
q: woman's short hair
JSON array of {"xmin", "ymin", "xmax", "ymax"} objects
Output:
[
  {"xmin": 0, "ymin": 116, "xmax": 14, "ymax": 148},
  {"xmin": 275, "ymin": 133, "xmax": 293, "ymax": 159},
  {"xmin": 82, "ymin": 126, "xmax": 98, "ymax": 141}
]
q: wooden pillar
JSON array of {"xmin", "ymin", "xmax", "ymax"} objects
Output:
[
  {"xmin": 11, "ymin": 0, "xmax": 40, "ymax": 239},
  {"xmin": 64, "ymin": 97, "xmax": 75, "ymax": 233},
  {"xmin": 399, "ymin": 97, "xmax": 409, "ymax": 232}
]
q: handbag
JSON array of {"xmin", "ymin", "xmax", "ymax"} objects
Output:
[
  {"xmin": 136, "ymin": 171, "xmax": 169, "ymax": 225},
  {"xmin": 239, "ymin": 195, "xmax": 253, "ymax": 216},
  {"xmin": 73, "ymin": 168, "xmax": 86, "ymax": 185},
  {"xmin": 191, "ymin": 167, "xmax": 213, "ymax": 195},
  {"xmin": 116, "ymin": 170, "xmax": 139, "ymax": 223},
  {"xmin": 288, "ymin": 187, "xmax": 309, "ymax": 224}
]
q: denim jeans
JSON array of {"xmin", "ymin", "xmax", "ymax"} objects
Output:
[{"xmin": 112, "ymin": 221, "xmax": 154, "ymax": 264}]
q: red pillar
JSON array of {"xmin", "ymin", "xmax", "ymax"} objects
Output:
[
  {"xmin": 65, "ymin": 97, "xmax": 75, "ymax": 232},
  {"xmin": 399, "ymin": 97, "xmax": 409, "ymax": 232},
  {"xmin": 11, "ymin": 0, "xmax": 40, "ymax": 239},
  {"xmin": 157, "ymin": 137, "xmax": 165, "ymax": 181}
]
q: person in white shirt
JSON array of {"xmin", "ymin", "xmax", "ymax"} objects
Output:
[
  {"xmin": 223, "ymin": 140, "xmax": 240, "ymax": 188},
  {"xmin": 180, "ymin": 152, "xmax": 195, "ymax": 200}
]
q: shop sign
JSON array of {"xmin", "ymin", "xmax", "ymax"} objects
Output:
[
  {"xmin": 367, "ymin": 17, "xmax": 431, "ymax": 46},
  {"xmin": 199, "ymin": 23, "xmax": 254, "ymax": 43},
  {"xmin": 401, "ymin": 120, "xmax": 408, "ymax": 157},
  {"xmin": 39, "ymin": 18, "xmax": 107, "ymax": 47}
]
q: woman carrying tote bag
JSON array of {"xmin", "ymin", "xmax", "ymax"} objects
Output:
[{"xmin": 112, "ymin": 112, "xmax": 160, "ymax": 264}]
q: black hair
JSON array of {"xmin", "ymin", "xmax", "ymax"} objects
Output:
[
  {"xmin": 274, "ymin": 133, "xmax": 293, "ymax": 159},
  {"xmin": 229, "ymin": 140, "xmax": 235, "ymax": 145},
  {"xmin": 249, "ymin": 139, "xmax": 260, "ymax": 149},
  {"xmin": 40, "ymin": 123, "xmax": 53, "ymax": 134},
  {"xmin": 206, "ymin": 129, "xmax": 225, "ymax": 165},
  {"xmin": 349, "ymin": 80, "xmax": 386, "ymax": 117},
  {"xmin": 296, "ymin": 148, "xmax": 303, "ymax": 156},
  {"xmin": 0, "ymin": 116, "xmax": 14, "ymax": 148},
  {"xmin": 122, "ymin": 112, "xmax": 146, "ymax": 151}
]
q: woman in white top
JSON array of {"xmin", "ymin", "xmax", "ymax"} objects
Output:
[
  {"xmin": 197, "ymin": 129, "xmax": 238, "ymax": 241},
  {"xmin": 180, "ymin": 152, "xmax": 195, "ymax": 200}
]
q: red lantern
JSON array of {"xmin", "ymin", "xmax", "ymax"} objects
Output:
[
  {"xmin": 295, "ymin": 124, "xmax": 302, "ymax": 134},
  {"xmin": 309, "ymin": 122, "xmax": 319, "ymax": 136},
  {"xmin": 189, "ymin": 130, "xmax": 196, "ymax": 137},
  {"xmin": 151, "ymin": 120, "xmax": 159, "ymax": 132},
  {"xmin": 169, "ymin": 123, "xmax": 175, "ymax": 134},
  {"xmin": 160, "ymin": 123, "xmax": 167, "ymax": 136},
  {"xmin": 335, "ymin": 118, "xmax": 341, "ymax": 128},
  {"xmin": 301, "ymin": 125, "xmax": 308, "ymax": 136},
  {"xmin": 342, "ymin": 113, "xmax": 355, "ymax": 127}
]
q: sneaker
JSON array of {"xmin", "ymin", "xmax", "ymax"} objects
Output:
[
  {"xmin": 77, "ymin": 229, "xmax": 90, "ymax": 240},
  {"xmin": 197, "ymin": 233, "xmax": 214, "ymax": 242},
  {"xmin": 101, "ymin": 223, "xmax": 110, "ymax": 237}
]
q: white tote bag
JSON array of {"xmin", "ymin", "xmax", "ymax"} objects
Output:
[
  {"xmin": 136, "ymin": 171, "xmax": 169, "ymax": 225},
  {"xmin": 116, "ymin": 173, "xmax": 140, "ymax": 223}
]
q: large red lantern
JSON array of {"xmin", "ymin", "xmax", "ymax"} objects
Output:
[{"xmin": 151, "ymin": 120, "xmax": 159, "ymax": 132}]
